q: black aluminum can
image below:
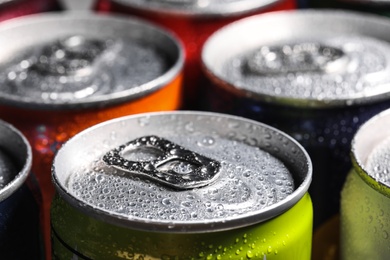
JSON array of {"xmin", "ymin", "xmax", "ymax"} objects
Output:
[{"xmin": 0, "ymin": 119, "xmax": 42, "ymax": 259}]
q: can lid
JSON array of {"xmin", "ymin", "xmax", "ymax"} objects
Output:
[
  {"xmin": 351, "ymin": 108, "xmax": 390, "ymax": 197},
  {"xmin": 202, "ymin": 10, "xmax": 390, "ymax": 108},
  {"xmin": 111, "ymin": 0, "xmax": 283, "ymax": 17},
  {"xmin": 0, "ymin": 120, "xmax": 32, "ymax": 202},
  {"xmin": 52, "ymin": 111, "xmax": 312, "ymax": 233},
  {"xmin": 0, "ymin": 12, "xmax": 184, "ymax": 110}
]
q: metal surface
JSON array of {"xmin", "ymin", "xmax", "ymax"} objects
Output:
[
  {"xmin": 52, "ymin": 111, "xmax": 312, "ymax": 233},
  {"xmin": 110, "ymin": 0, "xmax": 283, "ymax": 17},
  {"xmin": 202, "ymin": 9, "xmax": 390, "ymax": 108},
  {"xmin": 0, "ymin": 120, "xmax": 31, "ymax": 202},
  {"xmin": 0, "ymin": 12, "xmax": 184, "ymax": 110}
]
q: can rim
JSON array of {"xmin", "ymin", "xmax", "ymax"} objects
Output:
[
  {"xmin": 0, "ymin": 12, "xmax": 184, "ymax": 110},
  {"xmin": 52, "ymin": 110, "xmax": 312, "ymax": 233},
  {"xmin": 351, "ymin": 108, "xmax": 390, "ymax": 198},
  {"xmin": 0, "ymin": 120, "xmax": 32, "ymax": 202},
  {"xmin": 202, "ymin": 9, "xmax": 390, "ymax": 109},
  {"xmin": 110, "ymin": 0, "xmax": 284, "ymax": 18}
]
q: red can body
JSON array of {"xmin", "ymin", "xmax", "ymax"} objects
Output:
[
  {"xmin": 0, "ymin": 0, "xmax": 59, "ymax": 22},
  {"xmin": 96, "ymin": 0, "xmax": 296, "ymax": 109}
]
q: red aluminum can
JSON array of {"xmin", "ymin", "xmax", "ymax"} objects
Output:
[
  {"xmin": 0, "ymin": 0, "xmax": 59, "ymax": 22},
  {"xmin": 95, "ymin": 0, "xmax": 297, "ymax": 109},
  {"xmin": 0, "ymin": 12, "xmax": 183, "ymax": 260}
]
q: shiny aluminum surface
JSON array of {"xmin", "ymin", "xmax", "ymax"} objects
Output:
[
  {"xmin": 111, "ymin": 0, "xmax": 283, "ymax": 17},
  {"xmin": 52, "ymin": 111, "xmax": 312, "ymax": 233},
  {"xmin": 0, "ymin": 12, "xmax": 184, "ymax": 110},
  {"xmin": 0, "ymin": 120, "xmax": 32, "ymax": 202},
  {"xmin": 351, "ymin": 108, "xmax": 390, "ymax": 191},
  {"xmin": 202, "ymin": 9, "xmax": 390, "ymax": 108}
]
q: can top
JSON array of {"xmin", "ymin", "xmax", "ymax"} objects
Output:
[
  {"xmin": 111, "ymin": 0, "xmax": 283, "ymax": 17},
  {"xmin": 352, "ymin": 108, "xmax": 390, "ymax": 197},
  {"xmin": 0, "ymin": 120, "xmax": 32, "ymax": 202},
  {"xmin": 0, "ymin": 12, "xmax": 183, "ymax": 110},
  {"xmin": 202, "ymin": 10, "xmax": 390, "ymax": 108},
  {"xmin": 52, "ymin": 111, "xmax": 312, "ymax": 233}
]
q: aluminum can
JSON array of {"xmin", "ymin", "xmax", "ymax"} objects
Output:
[
  {"xmin": 0, "ymin": 119, "xmax": 43, "ymax": 259},
  {"xmin": 95, "ymin": 0, "xmax": 296, "ymax": 109},
  {"xmin": 0, "ymin": 12, "xmax": 183, "ymax": 260},
  {"xmin": 0, "ymin": 0, "xmax": 59, "ymax": 22},
  {"xmin": 201, "ymin": 9, "xmax": 390, "ymax": 230},
  {"xmin": 51, "ymin": 111, "xmax": 313, "ymax": 259},
  {"xmin": 340, "ymin": 108, "xmax": 390, "ymax": 259}
]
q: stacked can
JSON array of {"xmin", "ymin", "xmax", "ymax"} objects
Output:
[
  {"xmin": 0, "ymin": 0, "xmax": 59, "ymax": 22},
  {"xmin": 95, "ymin": 0, "xmax": 297, "ymax": 109},
  {"xmin": 341, "ymin": 109, "xmax": 390, "ymax": 259},
  {"xmin": 0, "ymin": 120, "xmax": 42, "ymax": 259},
  {"xmin": 51, "ymin": 111, "xmax": 313, "ymax": 259},
  {"xmin": 0, "ymin": 12, "xmax": 183, "ymax": 259},
  {"xmin": 201, "ymin": 10, "xmax": 390, "ymax": 230}
]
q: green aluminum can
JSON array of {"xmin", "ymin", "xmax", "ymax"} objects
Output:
[
  {"xmin": 341, "ymin": 108, "xmax": 390, "ymax": 259},
  {"xmin": 51, "ymin": 111, "xmax": 313, "ymax": 259}
]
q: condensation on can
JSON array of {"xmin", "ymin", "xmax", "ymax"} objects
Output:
[
  {"xmin": 201, "ymin": 9, "xmax": 390, "ymax": 230},
  {"xmin": 341, "ymin": 108, "xmax": 390, "ymax": 259},
  {"xmin": 0, "ymin": 12, "xmax": 184, "ymax": 260},
  {"xmin": 95, "ymin": 0, "xmax": 297, "ymax": 109},
  {"xmin": 51, "ymin": 111, "xmax": 313, "ymax": 259},
  {"xmin": 0, "ymin": 119, "xmax": 43, "ymax": 259}
]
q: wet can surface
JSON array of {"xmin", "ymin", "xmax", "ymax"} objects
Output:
[
  {"xmin": 0, "ymin": 0, "xmax": 59, "ymax": 22},
  {"xmin": 341, "ymin": 109, "xmax": 390, "ymax": 259},
  {"xmin": 0, "ymin": 12, "xmax": 183, "ymax": 260},
  {"xmin": 201, "ymin": 10, "xmax": 390, "ymax": 229},
  {"xmin": 95, "ymin": 0, "xmax": 297, "ymax": 109},
  {"xmin": 0, "ymin": 120, "xmax": 42, "ymax": 259},
  {"xmin": 51, "ymin": 111, "xmax": 313, "ymax": 259}
]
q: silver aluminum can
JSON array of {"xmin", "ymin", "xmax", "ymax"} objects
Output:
[
  {"xmin": 341, "ymin": 108, "xmax": 390, "ymax": 259},
  {"xmin": 202, "ymin": 9, "xmax": 390, "ymax": 229},
  {"xmin": 51, "ymin": 111, "xmax": 313, "ymax": 259}
]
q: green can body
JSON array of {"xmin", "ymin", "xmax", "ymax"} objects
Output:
[
  {"xmin": 341, "ymin": 169, "xmax": 390, "ymax": 259},
  {"xmin": 340, "ymin": 108, "xmax": 390, "ymax": 259},
  {"xmin": 51, "ymin": 192, "xmax": 312, "ymax": 260},
  {"xmin": 50, "ymin": 111, "xmax": 313, "ymax": 260}
]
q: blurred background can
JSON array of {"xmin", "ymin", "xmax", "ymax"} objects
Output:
[
  {"xmin": 341, "ymin": 108, "xmax": 390, "ymax": 259},
  {"xmin": 0, "ymin": 0, "xmax": 60, "ymax": 22},
  {"xmin": 51, "ymin": 111, "xmax": 313, "ymax": 259},
  {"xmin": 0, "ymin": 12, "xmax": 184, "ymax": 259},
  {"xmin": 0, "ymin": 119, "xmax": 43, "ymax": 259},
  {"xmin": 201, "ymin": 9, "xmax": 390, "ymax": 232},
  {"xmin": 95, "ymin": 0, "xmax": 297, "ymax": 109},
  {"xmin": 305, "ymin": 0, "xmax": 390, "ymax": 17}
]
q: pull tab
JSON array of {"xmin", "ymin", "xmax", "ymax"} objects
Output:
[
  {"xmin": 102, "ymin": 136, "xmax": 221, "ymax": 190},
  {"xmin": 31, "ymin": 35, "xmax": 108, "ymax": 77},
  {"xmin": 246, "ymin": 43, "xmax": 348, "ymax": 75}
]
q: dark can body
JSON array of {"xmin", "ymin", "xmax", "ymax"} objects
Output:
[
  {"xmin": 0, "ymin": 119, "xmax": 42, "ymax": 259},
  {"xmin": 0, "ymin": 0, "xmax": 59, "ymax": 22},
  {"xmin": 201, "ymin": 10, "xmax": 390, "ymax": 230},
  {"xmin": 0, "ymin": 12, "xmax": 184, "ymax": 259},
  {"xmin": 51, "ymin": 111, "xmax": 313, "ymax": 259},
  {"xmin": 95, "ymin": 0, "xmax": 297, "ymax": 109}
]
